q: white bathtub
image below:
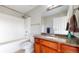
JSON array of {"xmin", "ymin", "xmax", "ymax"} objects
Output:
[{"xmin": 0, "ymin": 38, "xmax": 26, "ymax": 53}]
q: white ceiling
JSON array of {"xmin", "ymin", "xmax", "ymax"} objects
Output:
[
  {"xmin": 0, "ymin": 5, "xmax": 38, "ymax": 18},
  {"xmin": 5, "ymin": 5, "xmax": 37, "ymax": 14},
  {"xmin": 0, "ymin": 5, "xmax": 69, "ymax": 18},
  {"xmin": 42, "ymin": 5, "xmax": 69, "ymax": 17}
]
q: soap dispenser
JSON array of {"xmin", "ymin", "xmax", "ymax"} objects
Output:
[{"xmin": 67, "ymin": 31, "xmax": 72, "ymax": 39}]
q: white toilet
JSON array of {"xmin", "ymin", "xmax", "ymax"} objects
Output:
[
  {"xmin": 21, "ymin": 41, "xmax": 34, "ymax": 53},
  {"xmin": 25, "ymin": 42, "xmax": 33, "ymax": 53},
  {"xmin": 21, "ymin": 35, "xmax": 34, "ymax": 53}
]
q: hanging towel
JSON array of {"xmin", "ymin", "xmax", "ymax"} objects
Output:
[
  {"xmin": 75, "ymin": 10, "xmax": 79, "ymax": 32},
  {"xmin": 69, "ymin": 14, "xmax": 78, "ymax": 32},
  {"xmin": 66, "ymin": 6, "xmax": 74, "ymax": 31},
  {"xmin": 66, "ymin": 6, "xmax": 79, "ymax": 33}
]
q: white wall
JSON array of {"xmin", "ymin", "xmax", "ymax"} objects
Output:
[
  {"xmin": 30, "ymin": 14, "xmax": 41, "ymax": 35},
  {"xmin": 24, "ymin": 17, "xmax": 33, "ymax": 41},
  {"xmin": 0, "ymin": 13, "xmax": 25, "ymax": 43},
  {"xmin": 53, "ymin": 16, "xmax": 68, "ymax": 34},
  {"xmin": 27, "ymin": 6, "xmax": 47, "ymax": 35},
  {"xmin": 24, "ymin": 17, "xmax": 31, "ymax": 35},
  {"xmin": 0, "ymin": 13, "xmax": 26, "ymax": 53}
]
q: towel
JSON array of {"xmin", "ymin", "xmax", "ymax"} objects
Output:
[
  {"xmin": 66, "ymin": 6, "xmax": 79, "ymax": 32},
  {"xmin": 69, "ymin": 14, "xmax": 77, "ymax": 32},
  {"xmin": 66, "ymin": 14, "xmax": 79, "ymax": 32},
  {"xmin": 66, "ymin": 6, "xmax": 74, "ymax": 31},
  {"xmin": 75, "ymin": 10, "xmax": 79, "ymax": 32}
]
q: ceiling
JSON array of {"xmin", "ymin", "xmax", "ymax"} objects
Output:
[
  {"xmin": 42, "ymin": 5, "xmax": 69, "ymax": 17},
  {"xmin": 0, "ymin": 5, "xmax": 70, "ymax": 18},
  {"xmin": 0, "ymin": 5, "xmax": 38, "ymax": 18},
  {"xmin": 5, "ymin": 5, "xmax": 37, "ymax": 14}
]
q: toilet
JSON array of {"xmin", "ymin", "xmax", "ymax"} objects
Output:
[
  {"xmin": 21, "ymin": 35, "xmax": 34, "ymax": 53},
  {"xmin": 21, "ymin": 41, "xmax": 33, "ymax": 53}
]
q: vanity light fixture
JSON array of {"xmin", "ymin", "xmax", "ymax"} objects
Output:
[{"xmin": 47, "ymin": 5, "xmax": 62, "ymax": 11}]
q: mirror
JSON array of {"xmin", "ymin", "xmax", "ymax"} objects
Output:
[{"xmin": 41, "ymin": 5, "xmax": 69, "ymax": 35}]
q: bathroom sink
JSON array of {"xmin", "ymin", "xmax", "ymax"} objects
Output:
[
  {"xmin": 45, "ymin": 36, "xmax": 54, "ymax": 39},
  {"xmin": 67, "ymin": 39, "xmax": 79, "ymax": 45},
  {"xmin": 44, "ymin": 36, "xmax": 67, "ymax": 43}
]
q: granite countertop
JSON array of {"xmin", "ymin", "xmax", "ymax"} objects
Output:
[{"xmin": 34, "ymin": 34, "xmax": 79, "ymax": 48}]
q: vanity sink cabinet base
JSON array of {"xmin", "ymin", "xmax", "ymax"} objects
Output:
[
  {"xmin": 61, "ymin": 44, "xmax": 79, "ymax": 53},
  {"xmin": 34, "ymin": 37, "xmax": 79, "ymax": 53}
]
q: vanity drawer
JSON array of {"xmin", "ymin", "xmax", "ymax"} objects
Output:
[
  {"xmin": 61, "ymin": 44, "xmax": 78, "ymax": 53},
  {"xmin": 35, "ymin": 38, "xmax": 40, "ymax": 43},
  {"xmin": 41, "ymin": 45, "xmax": 58, "ymax": 53},
  {"xmin": 40, "ymin": 39, "xmax": 58, "ymax": 50}
]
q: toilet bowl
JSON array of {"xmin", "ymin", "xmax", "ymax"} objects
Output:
[
  {"xmin": 21, "ymin": 41, "xmax": 33, "ymax": 53},
  {"xmin": 21, "ymin": 34, "xmax": 34, "ymax": 53}
]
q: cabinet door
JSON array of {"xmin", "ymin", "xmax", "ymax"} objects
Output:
[
  {"xmin": 40, "ymin": 39, "xmax": 58, "ymax": 50},
  {"xmin": 41, "ymin": 46, "xmax": 58, "ymax": 53},
  {"xmin": 35, "ymin": 38, "xmax": 40, "ymax": 43},
  {"xmin": 61, "ymin": 44, "xmax": 78, "ymax": 53},
  {"xmin": 34, "ymin": 43, "xmax": 41, "ymax": 53}
]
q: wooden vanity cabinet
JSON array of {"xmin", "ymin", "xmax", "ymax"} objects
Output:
[
  {"xmin": 41, "ymin": 46, "xmax": 58, "ymax": 53},
  {"xmin": 40, "ymin": 39, "xmax": 58, "ymax": 50},
  {"xmin": 34, "ymin": 38, "xmax": 59, "ymax": 53},
  {"xmin": 61, "ymin": 44, "xmax": 78, "ymax": 53},
  {"xmin": 34, "ymin": 37, "xmax": 79, "ymax": 53},
  {"xmin": 34, "ymin": 43, "xmax": 41, "ymax": 53},
  {"xmin": 34, "ymin": 38, "xmax": 41, "ymax": 53},
  {"xmin": 40, "ymin": 39, "xmax": 58, "ymax": 53}
]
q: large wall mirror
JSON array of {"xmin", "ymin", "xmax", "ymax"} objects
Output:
[{"xmin": 41, "ymin": 5, "xmax": 69, "ymax": 35}]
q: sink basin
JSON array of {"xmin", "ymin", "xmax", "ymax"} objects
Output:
[
  {"xmin": 45, "ymin": 36, "xmax": 54, "ymax": 39},
  {"xmin": 44, "ymin": 36, "xmax": 67, "ymax": 43},
  {"xmin": 67, "ymin": 39, "xmax": 79, "ymax": 45}
]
